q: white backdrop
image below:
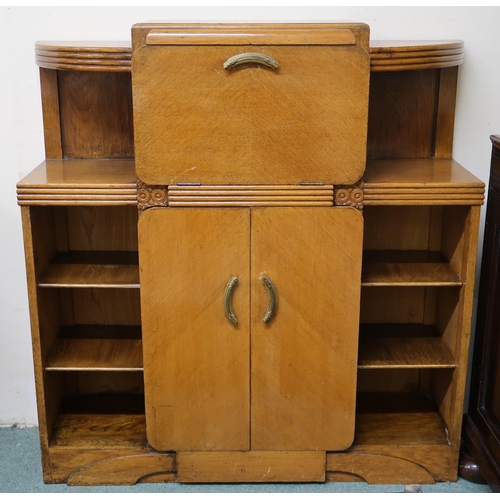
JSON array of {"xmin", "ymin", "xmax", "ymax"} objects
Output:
[{"xmin": 1, "ymin": 6, "xmax": 499, "ymax": 425}]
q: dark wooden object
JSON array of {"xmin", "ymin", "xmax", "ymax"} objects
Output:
[{"xmin": 461, "ymin": 135, "xmax": 500, "ymax": 492}]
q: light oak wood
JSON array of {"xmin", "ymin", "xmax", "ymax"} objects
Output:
[
  {"xmin": 58, "ymin": 71, "xmax": 134, "ymax": 159},
  {"xmin": 45, "ymin": 339, "xmax": 143, "ymax": 371},
  {"xmin": 69, "ymin": 289, "xmax": 141, "ymax": 326},
  {"xmin": 16, "ymin": 160, "xmax": 137, "ymax": 206},
  {"xmin": 39, "ymin": 69, "xmax": 63, "ymax": 159},
  {"xmin": 51, "ymin": 413, "xmax": 147, "ymax": 449},
  {"xmin": 250, "ymin": 208, "xmax": 363, "ymax": 451},
  {"xmin": 168, "ymin": 184, "xmax": 334, "ymax": 207},
  {"xmin": 21, "ymin": 24, "xmax": 485, "ymax": 486},
  {"xmin": 39, "ymin": 262, "xmax": 139, "ymax": 288},
  {"xmin": 35, "ymin": 41, "xmax": 131, "ymax": 72},
  {"xmin": 145, "ymin": 27, "xmax": 358, "ymax": 45},
  {"xmin": 133, "ymin": 24, "xmax": 370, "ymax": 186},
  {"xmin": 358, "ymin": 336, "xmax": 456, "ymax": 368},
  {"xmin": 354, "ymin": 411, "xmax": 449, "ymax": 447},
  {"xmin": 35, "ymin": 40, "xmax": 465, "ymax": 73},
  {"xmin": 139, "ymin": 208, "xmax": 251, "ymax": 451},
  {"xmin": 370, "ymin": 40, "xmax": 464, "ymax": 72},
  {"xmin": 362, "ymin": 262, "xmax": 462, "ymax": 286},
  {"xmin": 326, "ymin": 453, "xmax": 436, "ymax": 484},
  {"xmin": 67, "ymin": 454, "xmax": 175, "ymax": 486},
  {"xmin": 177, "ymin": 451, "xmax": 325, "ymax": 483}
]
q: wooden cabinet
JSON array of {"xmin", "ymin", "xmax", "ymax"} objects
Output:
[
  {"xmin": 139, "ymin": 207, "xmax": 363, "ymax": 452},
  {"xmin": 18, "ymin": 24, "xmax": 484, "ymax": 485}
]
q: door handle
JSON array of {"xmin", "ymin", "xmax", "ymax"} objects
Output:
[
  {"xmin": 224, "ymin": 276, "xmax": 239, "ymax": 326},
  {"xmin": 223, "ymin": 52, "xmax": 279, "ymax": 70},
  {"xmin": 262, "ymin": 276, "xmax": 278, "ymax": 324}
]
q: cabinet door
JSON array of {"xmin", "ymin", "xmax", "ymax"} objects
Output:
[
  {"xmin": 250, "ymin": 207, "xmax": 363, "ymax": 451},
  {"xmin": 139, "ymin": 208, "xmax": 250, "ymax": 451},
  {"xmin": 132, "ymin": 28, "xmax": 369, "ymax": 186}
]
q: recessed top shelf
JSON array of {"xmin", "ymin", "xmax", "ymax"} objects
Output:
[
  {"xmin": 362, "ymin": 251, "xmax": 462, "ymax": 286},
  {"xmin": 39, "ymin": 251, "xmax": 139, "ymax": 288},
  {"xmin": 358, "ymin": 324, "xmax": 456, "ymax": 369}
]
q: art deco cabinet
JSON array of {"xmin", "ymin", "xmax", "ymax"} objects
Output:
[{"xmin": 17, "ymin": 23, "xmax": 485, "ymax": 485}]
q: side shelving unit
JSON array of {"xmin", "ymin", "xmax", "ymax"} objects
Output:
[
  {"xmin": 18, "ymin": 158, "xmax": 153, "ymax": 483},
  {"xmin": 331, "ymin": 158, "xmax": 483, "ymax": 483}
]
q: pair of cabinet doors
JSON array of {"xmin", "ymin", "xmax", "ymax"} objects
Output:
[{"xmin": 139, "ymin": 206, "xmax": 363, "ymax": 452}]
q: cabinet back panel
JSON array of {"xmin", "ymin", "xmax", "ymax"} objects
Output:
[
  {"xmin": 363, "ymin": 206, "xmax": 432, "ymax": 251},
  {"xmin": 367, "ymin": 70, "xmax": 438, "ymax": 159},
  {"xmin": 66, "ymin": 206, "xmax": 138, "ymax": 252},
  {"xmin": 360, "ymin": 287, "xmax": 427, "ymax": 324},
  {"xmin": 70, "ymin": 289, "xmax": 141, "ymax": 326},
  {"xmin": 357, "ymin": 369, "xmax": 421, "ymax": 393},
  {"xmin": 58, "ymin": 71, "xmax": 134, "ymax": 159}
]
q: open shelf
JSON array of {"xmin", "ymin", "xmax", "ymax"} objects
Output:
[
  {"xmin": 50, "ymin": 395, "xmax": 146, "ymax": 449},
  {"xmin": 38, "ymin": 251, "xmax": 139, "ymax": 288},
  {"xmin": 353, "ymin": 392, "xmax": 449, "ymax": 447},
  {"xmin": 358, "ymin": 324, "xmax": 456, "ymax": 369},
  {"xmin": 45, "ymin": 338, "xmax": 143, "ymax": 372},
  {"xmin": 361, "ymin": 251, "xmax": 462, "ymax": 286}
]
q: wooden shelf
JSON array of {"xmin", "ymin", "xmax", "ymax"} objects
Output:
[
  {"xmin": 51, "ymin": 413, "xmax": 147, "ymax": 449},
  {"xmin": 362, "ymin": 251, "xmax": 462, "ymax": 286},
  {"xmin": 363, "ymin": 159, "xmax": 484, "ymax": 206},
  {"xmin": 353, "ymin": 393, "xmax": 449, "ymax": 447},
  {"xmin": 358, "ymin": 324, "xmax": 456, "ymax": 369},
  {"xmin": 39, "ymin": 251, "xmax": 139, "ymax": 288},
  {"xmin": 45, "ymin": 338, "xmax": 143, "ymax": 372},
  {"xmin": 16, "ymin": 160, "xmax": 137, "ymax": 206},
  {"xmin": 50, "ymin": 395, "xmax": 146, "ymax": 449}
]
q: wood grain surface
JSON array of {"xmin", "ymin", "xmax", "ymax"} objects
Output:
[
  {"xmin": 139, "ymin": 208, "xmax": 251, "ymax": 451},
  {"xmin": 133, "ymin": 41, "xmax": 369, "ymax": 185},
  {"xmin": 45, "ymin": 339, "xmax": 143, "ymax": 371},
  {"xmin": 250, "ymin": 208, "xmax": 363, "ymax": 451},
  {"xmin": 177, "ymin": 451, "xmax": 325, "ymax": 483}
]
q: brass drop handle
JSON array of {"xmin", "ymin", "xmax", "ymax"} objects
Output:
[
  {"xmin": 223, "ymin": 52, "xmax": 279, "ymax": 70},
  {"xmin": 224, "ymin": 276, "xmax": 239, "ymax": 326},
  {"xmin": 262, "ymin": 276, "xmax": 278, "ymax": 324}
]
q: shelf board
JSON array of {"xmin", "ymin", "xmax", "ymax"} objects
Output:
[
  {"xmin": 358, "ymin": 324, "xmax": 456, "ymax": 369},
  {"xmin": 363, "ymin": 159, "xmax": 484, "ymax": 205},
  {"xmin": 45, "ymin": 338, "xmax": 143, "ymax": 372},
  {"xmin": 362, "ymin": 251, "xmax": 462, "ymax": 286},
  {"xmin": 353, "ymin": 393, "xmax": 449, "ymax": 447},
  {"xmin": 17, "ymin": 159, "xmax": 137, "ymax": 206},
  {"xmin": 39, "ymin": 251, "xmax": 139, "ymax": 288},
  {"xmin": 50, "ymin": 395, "xmax": 146, "ymax": 449},
  {"xmin": 51, "ymin": 413, "xmax": 147, "ymax": 449}
]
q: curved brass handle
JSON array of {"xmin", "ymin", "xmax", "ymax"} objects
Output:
[
  {"xmin": 224, "ymin": 276, "xmax": 239, "ymax": 326},
  {"xmin": 223, "ymin": 52, "xmax": 279, "ymax": 70},
  {"xmin": 262, "ymin": 276, "xmax": 278, "ymax": 324}
]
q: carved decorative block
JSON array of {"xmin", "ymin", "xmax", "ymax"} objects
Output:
[
  {"xmin": 137, "ymin": 181, "xmax": 168, "ymax": 210},
  {"xmin": 334, "ymin": 181, "xmax": 364, "ymax": 209}
]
